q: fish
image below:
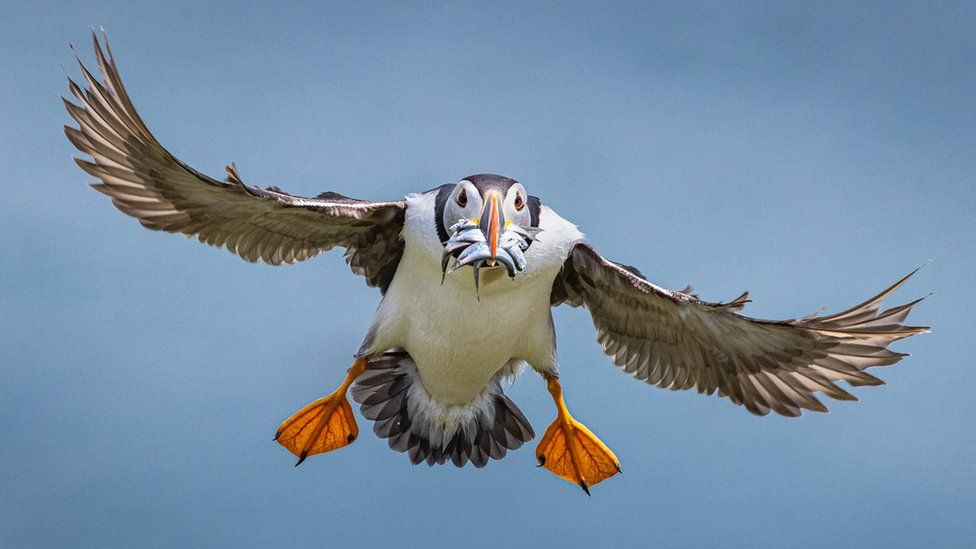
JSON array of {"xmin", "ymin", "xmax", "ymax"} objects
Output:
[{"xmin": 440, "ymin": 219, "xmax": 540, "ymax": 298}]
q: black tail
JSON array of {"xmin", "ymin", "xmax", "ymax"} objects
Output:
[{"xmin": 350, "ymin": 351, "xmax": 535, "ymax": 468}]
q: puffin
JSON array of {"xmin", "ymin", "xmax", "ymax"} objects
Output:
[{"xmin": 65, "ymin": 34, "xmax": 928, "ymax": 494}]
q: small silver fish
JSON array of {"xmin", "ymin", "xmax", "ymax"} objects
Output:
[
  {"xmin": 504, "ymin": 242, "xmax": 526, "ymax": 272},
  {"xmin": 448, "ymin": 218, "xmax": 479, "ymax": 233},
  {"xmin": 440, "ymin": 220, "xmax": 542, "ymax": 295},
  {"xmin": 508, "ymin": 223, "xmax": 543, "ymax": 241},
  {"xmin": 490, "ymin": 247, "xmax": 518, "ymax": 277},
  {"xmin": 452, "ymin": 241, "xmax": 493, "ymax": 271}
]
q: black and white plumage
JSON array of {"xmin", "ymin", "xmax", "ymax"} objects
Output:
[
  {"xmin": 66, "ymin": 34, "xmax": 928, "ymax": 471},
  {"xmin": 350, "ymin": 351, "xmax": 534, "ymax": 467}
]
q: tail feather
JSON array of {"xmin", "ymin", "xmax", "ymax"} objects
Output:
[{"xmin": 351, "ymin": 351, "xmax": 534, "ymax": 467}]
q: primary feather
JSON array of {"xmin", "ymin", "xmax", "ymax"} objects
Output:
[
  {"xmin": 64, "ymin": 33, "xmax": 406, "ymax": 290},
  {"xmin": 552, "ymin": 243, "xmax": 929, "ymax": 416}
]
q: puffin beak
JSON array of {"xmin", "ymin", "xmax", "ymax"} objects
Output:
[{"xmin": 478, "ymin": 191, "xmax": 504, "ymax": 267}]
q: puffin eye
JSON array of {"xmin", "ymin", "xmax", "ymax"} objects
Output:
[
  {"xmin": 514, "ymin": 194, "xmax": 525, "ymax": 211},
  {"xmin": 456, "ymin": 190, "xmax": 467, "ymax": 207}
]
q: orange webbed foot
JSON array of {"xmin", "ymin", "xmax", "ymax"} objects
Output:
[
  {"xmin": 275, "ymin": 392, "xmax": 359, "ymax": 465},
  {"xmin": 536, "ymin": 377, "xmax": 621, "ymax": 494},
  {"xmin": 275, "ymin": 357, "xmax": 366, "ymax": 465}
]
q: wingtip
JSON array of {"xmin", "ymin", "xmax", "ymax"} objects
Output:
[
  {"xmin": 88, "ymin": 26, "xmax": 105, "ymax": 44},
  {"xmin": 906, "ymin": 259, "xmax": 933, "ymax": 279}
]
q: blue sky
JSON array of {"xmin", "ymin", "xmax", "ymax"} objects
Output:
[{"xmin": 1, "ymin": 1, "xmax": 973, "ymax": 547}]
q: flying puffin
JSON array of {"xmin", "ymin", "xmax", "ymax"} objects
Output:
[{"xmin": 65, "ymin": 34, "xmax": 928, "ymax": 494}]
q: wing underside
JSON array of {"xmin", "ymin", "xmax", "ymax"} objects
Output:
[
  {"xmin": 65, "ymin": 32, "xmax": 406, "ymax": 290},
  {"xmin": 553, "ymin": 243, "xmax": 928, "ymax": 416}
]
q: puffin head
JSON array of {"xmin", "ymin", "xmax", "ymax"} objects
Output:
[{"xmin": 437, "ymin": 174, "xmax": 541, "ymax": 290}]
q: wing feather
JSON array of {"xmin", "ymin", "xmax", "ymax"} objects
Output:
[
  {"xmin": 65, "ymin": 33, "xmax": 406, "ymax": 291},
  {"xmin": 552, "ymin": 243, "xmax": 928, "ymax": 416}
]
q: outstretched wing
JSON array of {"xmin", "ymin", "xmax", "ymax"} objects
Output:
[
  {"xmin": 551, "ymin": 243, "xmax": 928, "ymax": 417},
  {"xmin": 64, "ymin": 33, "xmax": 406, "ymax": 291}
]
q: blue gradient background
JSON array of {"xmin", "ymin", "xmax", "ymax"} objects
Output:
[{"xmin": 1, "ymin": 2, "xmax": 973, "ymax": 547}]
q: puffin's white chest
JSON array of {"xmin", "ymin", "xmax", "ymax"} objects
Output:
[{"xmin": 365, "ymin": 191, "xmax": 583, "ymax": 405}]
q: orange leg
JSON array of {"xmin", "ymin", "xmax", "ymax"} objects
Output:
[
  {"xmin": 535, "ymin": 375, "xmax": 621, "ymax": 495},
  {"xmin": 275, "ymin": 357, "xmax": 367, "ymax": 466}
]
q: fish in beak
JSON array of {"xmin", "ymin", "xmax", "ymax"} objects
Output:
[{"xmin": 441, "ymin": 193, "xmax": 541, "ymax": 297}]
